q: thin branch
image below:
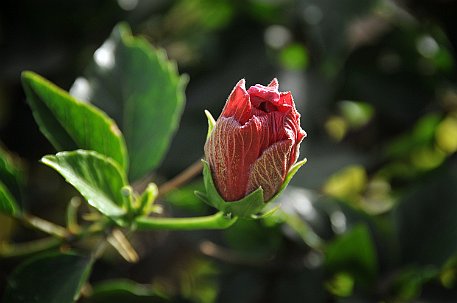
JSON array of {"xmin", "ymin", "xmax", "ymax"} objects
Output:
[
  {"xmin": 0, "ymin": 237, "xmax": 62, "ymax": 258},
  {"xmin": 21, "ymin": 213, "xmax": 70, "ymax": 239},
  {"xmin": 158, "ymin": 159, "xmax": 203, "ymax": 197}
]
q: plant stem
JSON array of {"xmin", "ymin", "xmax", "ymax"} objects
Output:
[
  {"xmin": 107, "ymin": 229, "xmax": 139, "ymax": 263},
  {"xmin": 0, "ymin": 237, "xmax": 62, "ymax": 258},
  {"xmin": 21, "ymin": 213, "xmax": 70, "ymax": 239},
  {"xmin": 158, "ymin": 159, "xmax": 203, "ymax": 197},
  {"xmin": 66, "ymin": 197, "xmax": 81, "ymax": 234},
  {"xmin": 134, "ymin": 211, "xmax": 237, "ymax": 231}
]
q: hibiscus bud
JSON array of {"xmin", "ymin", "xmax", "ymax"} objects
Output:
[{"xmin": 204, "ymin": 78, "xmax": 306, "ymax": 204}]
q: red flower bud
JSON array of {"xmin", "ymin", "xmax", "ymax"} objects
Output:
[{"xmin": 204, "ymin": 79, "xmax": 306, "ymax": 202}]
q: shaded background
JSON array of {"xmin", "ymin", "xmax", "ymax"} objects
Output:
[{"xmin": 2, "ymin": 0, "xmax": 457, "ymax": 302}]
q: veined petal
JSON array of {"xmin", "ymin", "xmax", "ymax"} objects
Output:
[
  {"xmin": 221, "ymin": 79, "xmax": 252, "ymax": 124},
  {"xmin": 279, "ymin": 91, "xmax": 294, "ymax": 107},
  {"xmin": 247, "ymin": 81, "xmax": 281, "ymax": 109},
  {"xmin": 268, "ymin": 78, "xmax": 279, "ymax": 89},
  {"xmin": 284, "ymin": 113, "xmax": 306, "ymax": 166},
  {"xmin": 247, "ymin": 139, "xmax": 293, "ymax": 201},
  {"xmin": 256, "ymin": 111, "xmax": 289, "ymax": 151},
  {"xmin": 204, "ymin": 116, "xmax": 262, "ymax": 201},
  {"xmin": 204, "ymin": 78, "xmax": 306, "ymax": 205}
]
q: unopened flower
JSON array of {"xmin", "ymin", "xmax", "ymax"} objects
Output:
[{"xmin": 204, "ymin": 78, "xmax": 306, "ymax": 204}]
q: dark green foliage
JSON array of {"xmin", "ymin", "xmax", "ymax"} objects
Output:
[
  {"xmin": 3, "ymin": 252, "xmax": 91, "ymax": 303},
  {"xmin": 2, "ymin": 0, "xmax": 457, "ymax": 302}
]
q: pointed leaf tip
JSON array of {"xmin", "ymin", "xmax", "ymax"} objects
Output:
[{"xmin": 22, "ymin": 71, "xmax": 128, "ymax": 171}]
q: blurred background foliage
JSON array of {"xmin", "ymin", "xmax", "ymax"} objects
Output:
[{"xmin": 2, "ymin": 0, "xmax": 457, "ymax": 302}]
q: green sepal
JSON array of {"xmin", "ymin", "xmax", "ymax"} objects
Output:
[
  {"xmin": 200, "ymin": 160, "xmax": 265, "ymax": 219},
  {"xmin": 204, "ymin": 110, "xmax": 216, "ymax": 139},
  {"xmin": 199, "ymin": 158, "xmax": 307, "ymax": 219},
  {"xmin": 269, "ymin": 158, "xmax": 307, "ymax": 202},
  {"xmin": 136, "ymin": 183, "xmax": 158, "ymax": 215}
]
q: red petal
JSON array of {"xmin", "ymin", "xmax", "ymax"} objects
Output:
[
  {"xmin": 268, "ymin": 78, "xmax": 279, "ymax": 89},
  {"xmin": 283, "ymin": 112, "xmax": 306, "ymax": 166},
  {"xmin": 247, "ymin": 139, "xmax": 293, "ymax": 201},
  {"xmin": 204, "ymin": 116, "xmax": 263, "ymax": 201},
  {"xmin": 221, "ymin": 79, "xmax": 252, "ymax": 125},
  {"xmin": 279, "ymin": 92, "xmax": 294, "ymax": 107},
  {"xmin": 247, "ymin": 82, "xmax": 281, "ymax": 108}
]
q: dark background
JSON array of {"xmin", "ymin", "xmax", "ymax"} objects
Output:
[{"xmin": 2, "ymin": 0, "xmax": 457, "ymax": 302}]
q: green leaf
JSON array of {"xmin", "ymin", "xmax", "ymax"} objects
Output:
[
  {"xmin": 394, "ymin": 162, "xmax": 457, "ymax": 266},
  {"xmin": 325, "ymin": 224, "xmax": 377, "ymax": 284},
  {"xmin": 84, "ymin": 279, "xmax": 169, "ymax": 303},
  {"xmin": 0, "ymin": 181, "xmax": 20, "ymax": 216},
  {"xmin": 279, "ymin": 43, "xmax": 309, "ymax": 70},
  {"xmin": 390, "ymin": 266, "xmax": 438, "ymax": 301},
  {"xmin": 41, "ymin": 150, "xmax": 129, "ymax": 217},
  {"xmin": 0, "ymin": 148, "xmax": 24, "ymax": 216},
  {"xmin": 0, "ymin": 147, "xmax": 25, "ymax": 203},
  {"xmin": 3, "ymin": 252, "xmax": 92, "ymax": 303},
  {"xmin": 136, "ymin": 183, "xmax": 158, "ymax": 215},
  {"xmin": 71, "ymin": 23, "xmax": 187, "ymax": 181},
  {"xmin": 22, "ymin": 71, "xmax": 128, "ymax": 170}
]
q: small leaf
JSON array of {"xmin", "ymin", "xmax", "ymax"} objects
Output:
[
  {"xmin": 0, "ymin": 181, "xmax": 20, "ymax": 217},
  {"xmin": 85, "ymin": 279, "xmax": 169, "ymax": 303},
  {"xmin": 3, "ymin": 252, "xmax": 92, "ymax": 303},
  {"xmin": 0, "ymin": 147, "xmax": 25, "ymax": 216},
  {"xmin": 22, "ymin": 71, "xmax": 128, "ymax": 170},
  {"xmin": 41, "ymin": 150, "xmax": 129, "ymax": 217},
  {"xmin": 325, "ymin": 224, "xmax": 377, "ymax": 284},
  {"xmin": 71, "ymin": 23, "xmax": 187, "ymax": 181},
  {"xmin": 204, "ymin": 110, "xmax": 216, "ymax": 139},
  {"xmin": 137, "ymin": 183, "xmax": 158, "ymax": 215},
  {"xmin": 0, "ymin": 147, "xmax": 25, "ymax": 204},
  {"xmin": 107, "ymin": 229, "xmax": 139, "ymax": 263}
]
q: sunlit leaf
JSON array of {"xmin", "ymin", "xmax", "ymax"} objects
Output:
[
  {"xmin": 323, "ymin": 165, "xmax": 367, "ymax": 202},
  {"xmin": 436, "ymin": 115, "xmax": 457, "ymax": 154},
  {"xmin": 279, "ymin": 43, "xmax": 309, "ymax": 70},
  {"xmin": 41, "ymin": 150, "xmax": 129, "ymax": 217},
  {"xmin": 71, "ymin": 23, "xmax": 187, "ymax": 181},
  {"xmin": 338, "ymin": 100, "xmax": 374, "ymax": 128},
  {"xmin": 325, "ymin": 116, "xmax": 347, "ymax": 141},
  {"xmin": 22, "ymin": 71, "xmax": 128, "ymax": 170},
  {"xmin": 325, "ymin": 272, "xmax": 354, "ymax": 297}
]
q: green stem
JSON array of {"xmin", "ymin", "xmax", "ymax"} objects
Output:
[
  {"xmin": 134, "ymin": 211, "xmax": 237, "ymax": 231},
  {"xmin": 0, "ymin": 237, "xmax": 62, "ymax": 258},
  {"xmin": 66, "ymin": 197, "xmax": 81, "ymax": 233},
  {"xmin": 21, "ymin": 213, "xmax": 69, "ymax": 239}
]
